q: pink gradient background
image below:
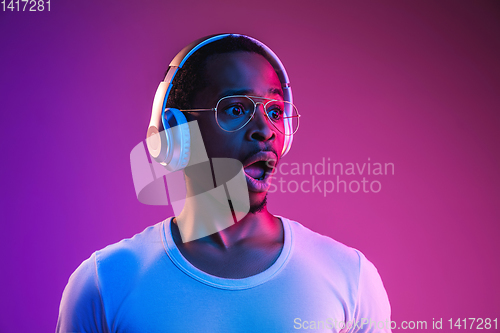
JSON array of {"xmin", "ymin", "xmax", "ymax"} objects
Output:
[{"xmin": 1, "ymin": 1, "xmax": 499, "ymax": 331}]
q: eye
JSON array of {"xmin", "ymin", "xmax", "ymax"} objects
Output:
[
  {"xmin": 267, "ymin": 106, "xmax": 284, "ymax": 121},
  {"xmin": 223, "ymin": 104, "xmax": 246, "ymax": 117}
]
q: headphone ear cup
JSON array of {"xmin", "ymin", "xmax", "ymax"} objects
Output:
[
  {"xmin": 146, "ymin": 82, "xmax": 170, "ymax": 163},
  {"xmin": 281, "ymin": 94, "xmax": 294, "ymax": 157},
  {"xmin": 161, "ymin": 108, "xmax": 191, "ymax": 171},
  {"xmin": 146, "ymin": 125, "xmax": 168, "ymax": 163},
  {"xmin": 281, "ymin": 122, "xmax": 292, "ymax": 156}
]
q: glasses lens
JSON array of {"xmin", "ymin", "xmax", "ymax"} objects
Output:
[
  {"xmin": 216, "ymin": 96, "xmax": 255, "ymax": 131},
  {"xmin": 265, "ymin": 100, "xmax": 300, "ymax": 136},
  {"xmin": 215, "ymin": 96, "xmax": 300, "ymax": 135}
]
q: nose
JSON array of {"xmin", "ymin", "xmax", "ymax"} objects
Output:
[{"xmin": 247, "ymin": 103, "xmax": 275, "ymax": 141}]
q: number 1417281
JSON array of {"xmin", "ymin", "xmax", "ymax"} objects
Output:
[
  {"xmin": 449, "ymin": 318, "xmax": 497, "ymax": 330},
  {"xmin": 2, "ymin": 0, "xmax": 50, "ymax": 11}
]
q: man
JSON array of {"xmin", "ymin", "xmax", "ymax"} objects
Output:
[{"xmin": 57, "ymin": 34, "xmax": 391, "ymax": 332}]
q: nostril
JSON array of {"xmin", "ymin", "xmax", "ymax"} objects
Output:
[{"xmin": 251, "ymin": 132, "xmax": 265, "ymax": 141}]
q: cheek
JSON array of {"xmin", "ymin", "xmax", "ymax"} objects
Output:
[
  {"xmin": 192, "ymin": 114, "xmax": 216, "ymax": 132},
  {"xmin": 192, "ymin": 116, "xmax": 237, "ymax": 157}
]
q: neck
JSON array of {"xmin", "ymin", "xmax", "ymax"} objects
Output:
[
  {"xmin": 173, "ymin": 160, "xmax": 280, "ymax": 248},
  {"xmin": 174, "ymin": 207, "xmax": 277, "ymax": 249},
  {"xmin": 175, "ymin": 186, "xmax": 278, "ymax": 243}
]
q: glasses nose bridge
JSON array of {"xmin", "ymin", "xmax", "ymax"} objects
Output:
[
  {"xmin": 248, "ymin": 99, "xmax": 276, "ymax": 136},
  {"xmin": 249, "ymin": 101, "xmax": 271, "ymax": 127},
  {"xmin": 255, "ymin": 101, "xmax": 266, "ymax": 112},
  {"xmin": 250, "ymin": 98, "xmax": 269, "ymax": 117}
]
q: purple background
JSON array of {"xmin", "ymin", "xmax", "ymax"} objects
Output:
[{"xmin": 1, "ymin": 1, "xmax": 499, "ymax": 331}]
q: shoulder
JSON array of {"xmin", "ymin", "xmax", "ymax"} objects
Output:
[
  {"xmin": 284, "ymin": 217, "xmax": 361, "ymax": 272},
  {"xmin": 57, "ymin": 221, "xmax": 167, "ymax": 332},
  {"xmin": 353, "ymin": 250, "xmax": 392, "ymax": 329},
  {"xmin": 56, "ymin": 252, "xmax": 106, "ymax": 332},
  {"xmin": 91, "ymin": 221, "xmax": 166, "ymax": 290},
  {"xmin": 94, "ymin": 221, "xmax": 164, "ymax": 268},
  {"xmin": 282, "ymin": 217, "xmax": 391, "ymax": 329}
]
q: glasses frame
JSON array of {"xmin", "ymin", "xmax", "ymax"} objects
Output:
[{"xmin": 179, "ymin": 95, "xmax": 300, "ymax": 135}]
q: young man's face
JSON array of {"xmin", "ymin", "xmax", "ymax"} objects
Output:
[{"xmin": 187, "ymin": 51, "xmax": 285, "ymax": 211}]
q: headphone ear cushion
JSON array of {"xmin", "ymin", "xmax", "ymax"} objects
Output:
[
  {"xmin": 174, "ymin": 119, "xmax": 191, "ymax": 171},
  {"xmin": 162, "ymin": 108, "xmax": 191, "ymax": 171},
  {"xmin": 281, "ymin": 132, "xmax": 291, "ymax": 156}
]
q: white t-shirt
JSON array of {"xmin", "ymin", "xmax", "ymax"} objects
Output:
[{"xmin": 57, "ymin": 217, "xmax": 391, "ymax": 332}]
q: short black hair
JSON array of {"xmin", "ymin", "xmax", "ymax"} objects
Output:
[{"xmin": 165, "ymin": 35, "xmax": 270, "ymax": 110}]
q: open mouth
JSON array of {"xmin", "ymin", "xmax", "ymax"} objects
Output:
[
  {"xmin": 244, "ymin": 160, "xmax": 272, "ymax": 181},
  {"xmin": 242, "ymin": 151, "xmax": 277, "ymax": 191}
]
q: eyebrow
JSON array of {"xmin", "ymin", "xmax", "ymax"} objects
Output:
[{"xmin": 220, "ymin": 87, "xmax": 284, "ymax": 99}]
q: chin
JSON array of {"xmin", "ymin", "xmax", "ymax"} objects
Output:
[{"xmin": 249, "ymin": 193, "xmax": 268, "ymax": 214}]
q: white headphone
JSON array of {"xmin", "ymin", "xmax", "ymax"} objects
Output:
[{"xmin": 146, "ymin": 33, "xmax": 294, "ymax": 172}]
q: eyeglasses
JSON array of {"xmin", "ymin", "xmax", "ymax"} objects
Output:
[{"xmin": 180, "ymin": 95, "xmax": 300, "ymax": 135}]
